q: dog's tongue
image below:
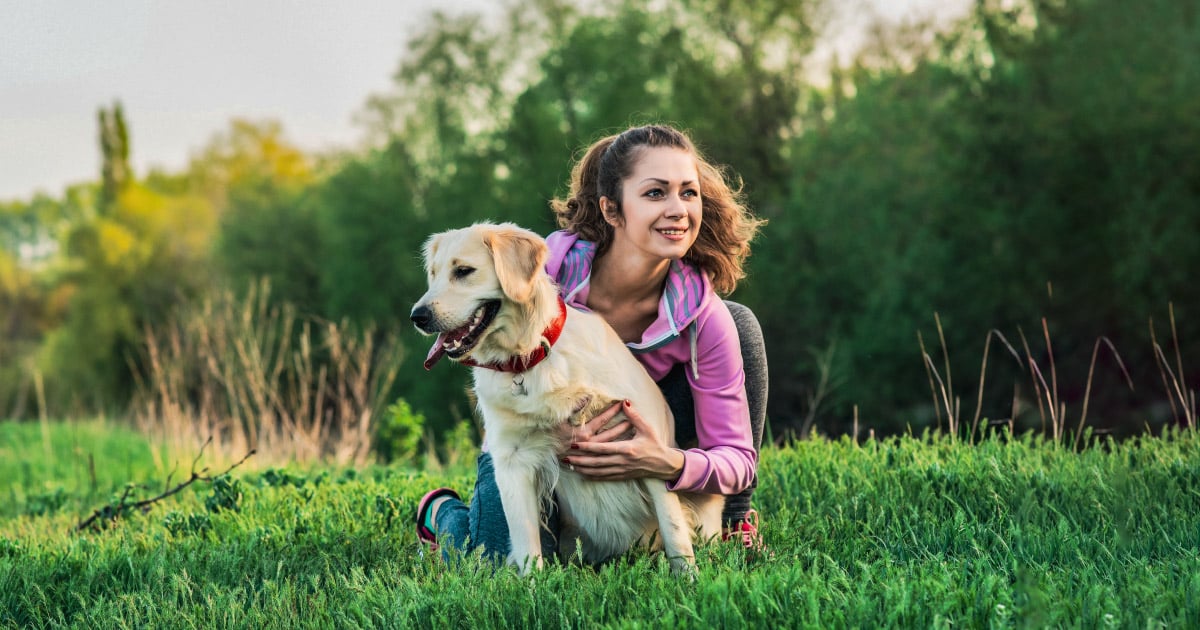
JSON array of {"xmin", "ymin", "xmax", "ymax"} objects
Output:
[{"xmin": 423, "ymin": 334, "xmax": 448, "ymax": 370}]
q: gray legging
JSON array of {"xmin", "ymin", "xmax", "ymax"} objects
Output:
[{"xmin": 434, "ymin": 301, "xmax": 768, "ymax": 561}]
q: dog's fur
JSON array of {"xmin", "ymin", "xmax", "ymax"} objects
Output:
[{"xmin": 411, "ymin": 222, "xmax": 723, "ymax": 574}]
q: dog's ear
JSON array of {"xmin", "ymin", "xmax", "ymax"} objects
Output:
[
  {"xmin": 485, "ymin": 225, "xmax": 548, "ymax": 304},
  {"xmin": 422, "ymin": 233, "xmax": 441, "ymax": 273}
]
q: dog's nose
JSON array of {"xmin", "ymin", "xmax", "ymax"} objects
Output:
[{"xmin": 410, "ymin": 305, "xmax": 433, "ymax": 330}]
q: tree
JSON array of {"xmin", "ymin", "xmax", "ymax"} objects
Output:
[
  {"xmin": 37, "ymin": 110, "xmax": 218, "ymax": 413},
  {"xmin": 98, "ymin": 101, "xmax": 131, "ymax": 212},
  {"xmin": 751, "ymin": 0, "xmax": 1200, "ymax": 435},
  {"xmin": 197, "ymin": 120, "xmax": 321, "ymax": 314}
]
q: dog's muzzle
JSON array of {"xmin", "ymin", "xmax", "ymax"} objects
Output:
[{"xmin": 410, "ymin": 304, "xmax": 434, "ymax": 333}]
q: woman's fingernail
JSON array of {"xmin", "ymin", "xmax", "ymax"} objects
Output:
[
  {"xmin": 570, "ymin": 443, "xmax": 579, "ymax": 450},
  {"xmin": 623, "ymin": 399, "xmax": 631, "ymax": 408},
  {"xmin": 560, "ymin": 457, "xmax": 571, "ymax": 464}
]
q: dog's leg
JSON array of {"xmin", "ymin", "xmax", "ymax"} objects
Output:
[
  {"xmin": 555, "ymin": 504, "xmax": 583, "ymax": 566},
  {"xmin": 492, "ymin": 454, "xmax": 545, "ymax": 575},
  {"xmin": 644, "ymin": 481, "xmax": 697, "ymax": 576},
  {"xmin": 684, "ymin": 493, "xmax": 726, "ymax": 542}
]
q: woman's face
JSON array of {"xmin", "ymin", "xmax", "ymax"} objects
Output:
[{"xmin": 603, "ymin": 147, "xmax": 703, "ymax": 264}]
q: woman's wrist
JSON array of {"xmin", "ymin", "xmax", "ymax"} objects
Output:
[{"xmin": 659, "ymin": 447, "xmax": 686, "ymax": 482}]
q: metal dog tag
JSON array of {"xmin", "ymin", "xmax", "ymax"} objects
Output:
[{"xmin": 511, "ymin": 374, "xmax": 528, "ymax": 396}]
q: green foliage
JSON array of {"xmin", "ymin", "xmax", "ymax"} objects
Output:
[
  {"xmin": 24, "ymin": 487, "xmax": 70, "ymax": 517},
  {"xmin": 2, "ymin": 420, "xmax": 1199, "ymax": 627},
  {"xmin": 436, "ymin": 419, "xmax": 479, "ymax": 471},
  {"xmin": 2, "ymin": 0, "xmax": 1197, "ymax": 440},
  {"xmin": 258, "ymin": 467, "xmax": 319, "ymax": 490},
  {"xmin": 204, "ymin": 475, "xmax": 243, "ymax": 514},
  {"xmin": 954, "ymin": 0, "xmax": 1200, "ymax": 421},
  {"xmin": 0, "ymin": 245, "xmax": 44, "ymax": 417},
  {"xmin": 0, "ymin": 536, "xmax": 20, "ymax": 559},
  {"xmin": 748, "ymin": 0, "xmax": 1200, "ymax": 433},
  {"xmin": 97, "ymin": 101, "xmax": 131, "ymax": 211},
  {"xmin": 375, "ymin": 399, "xmax": 426, "ymax": 465},
  {"xmin": 203, "ymin": 120, "xmax": 322, "ymax": 314},
  {"xmin": 373, "ymin": 493, "xmax": 402, "ymax": 532},
  {"xmin": 215, "ymin": 181, "xmax": 321, "ymax": 315},
  {"xmin": 314, "ymin": 142, "xmax": 425, "ymax": 324},
  {"xmin": 312, "ymin": 141, "xmax": 478, "ymax": 431},
  {"xmin": 38, "ymin": 176, "xmax": 217, "ymax": 412},
  {"xmin": 162, "ymin": 510, "xmax": 212, "ymax": 537},
  {"xmin": 0, "ymin": 419, "xmax": 159, "ymax": 519}
]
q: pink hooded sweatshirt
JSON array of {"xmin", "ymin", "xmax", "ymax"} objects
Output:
[{"xmin": 545, "ymin": 230, "xmax": 757, "ymax": 495}]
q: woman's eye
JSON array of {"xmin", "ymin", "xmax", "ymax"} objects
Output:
[
  {"xmin": 453, "ymin": 266, "xmax": 475, "ymax": 279},
  {"xmin": 682, "ymin": 188, "xmax": 699, "ymax": 198},
  {"xmin": 645, "ymin": 189, "xmax": 664, "ymax": 199}
]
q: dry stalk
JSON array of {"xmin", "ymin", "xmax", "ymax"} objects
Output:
[
  {"xmin": 918, "ymin": 330, "xmax": 945, "ymax": 432},
  {"xmin": 1024, "ymin": 355, "xmax": 1061, "ymax": 441},
  {"xmin": 1169, "ymin": 303, "xmax": 1187, "ymax": 404},
  {"xmin": 1150, "ymin": 303, "xmax": 1196, "ymax": 430},
  {"xmin": 935, "ymin": 313, "xmax": 954, "ymax": 417},
  {"xmin": 133, "ymin": 281, "xmax": 402, "ymax": 467},
  {"xmin": 1152, "ymin": 342, "xmax": 1196, "ymax": 429},
  {"xmin": 1017, "ymin": 327, "xmax": 1048, "ymax": 435},
  {"xmin": 1074, "ymin": 337, "xmax": 1134, "ymax": 446},
  {"xmin": 969, "ymin": 329, "xmax": 1022, "ymax": 444},
  {"xmin": 1041, "ymin": 318, "xmax": 1060, "ymax": 432},
  {"xmin": 919, "ymin": 316, "xmax": 961, "ymax": 439},
  {"xmin": 920, "ymin": 349, "xmax": 958, "ymax": 438},
  {"xmin": 1150, "ymin": 318, "xmax": 1180, "ymax": 425}
]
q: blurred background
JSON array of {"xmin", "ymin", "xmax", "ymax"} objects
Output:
[{"xmin": 1, "ymin": 0, "xmax": 1197, "ymax": 462}]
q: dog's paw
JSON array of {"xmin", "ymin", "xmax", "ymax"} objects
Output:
[
  {"xmin": 510, "ymin": 553, "xmax": 545, "ymax": 576},
  {"xmin": 668, "ymin": 555, "xmax": 698, "ymax": 581},
  {"xmin": 566, "ymin": 394, "xmax": 594, "ymax": 426}
]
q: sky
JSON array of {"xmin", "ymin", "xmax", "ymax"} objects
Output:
[{"xmin": 0, "ymin": 0, "xmax": 970, "ymax": 202}]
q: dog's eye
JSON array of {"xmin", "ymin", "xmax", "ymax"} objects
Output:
[{"xmin": 453, "ymin": 266, "xmax": 475, "ymax": 279}]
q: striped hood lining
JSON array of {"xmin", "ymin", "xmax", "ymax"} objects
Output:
[{"xmin": 545, "ymin": 230, "xmax": 712, "ymax": 376}]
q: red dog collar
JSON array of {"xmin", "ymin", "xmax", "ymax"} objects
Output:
[{"xmin": 460, "ymin": 296, "xmax": 568, "ymax": 373}]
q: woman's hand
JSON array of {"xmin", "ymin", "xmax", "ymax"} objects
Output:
[{"xmin": 561, "ymin": 400, "xmax": 685, "ymax": 482}]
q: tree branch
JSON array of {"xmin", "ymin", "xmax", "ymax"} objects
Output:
[{"xmin": 74, "ymin": 439, "xmax": 255, "ymax": 533}]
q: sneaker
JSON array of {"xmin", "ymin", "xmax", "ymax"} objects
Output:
[
  {"xmin": 415, "ymin": 488, "xmax": 460, "ymax": 553},
  {"xmin": 723, "ymin": 508, "xmax": 770, "ymax": 557}
]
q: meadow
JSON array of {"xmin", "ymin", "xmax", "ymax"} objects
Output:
[{"xmin": 2, "ymin": 419, "xmax": 1198, "ymax": 628}]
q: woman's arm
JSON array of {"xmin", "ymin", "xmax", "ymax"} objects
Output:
[
  {"xmin": 564, "ymin": 303, "xmax": 756, "ymax": 494},
  {"xmin": 663, "ymin": 303, "xmax": 756, "ymax": 494}
]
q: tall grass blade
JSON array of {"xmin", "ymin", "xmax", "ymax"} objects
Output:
[
  {"xmin": 918, "ymin": 330, "xmax": 944, "ymax": 433},
  {"xmin": 970, "ymin": 329, "xmax": 1022, "ymax": 444},
  {"xmin": 1074, "ymin": 337, "xmax": 1134, "ymax": 447},
  {"xmin": 1017, "ymin": 327, "xmax": 1048, "ymax": 435}
]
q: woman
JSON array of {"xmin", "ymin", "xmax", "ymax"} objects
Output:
[{"xmin": 416, "ymin": 124, "xmax": 768, "ymax": 562}]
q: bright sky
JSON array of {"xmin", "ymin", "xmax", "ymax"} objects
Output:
[{"xmin": 0, "ymin": 0, "xmax": 969, "ymax": 202}]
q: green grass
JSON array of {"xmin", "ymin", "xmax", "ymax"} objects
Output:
[
  {"xmin": 2, "ymin": 420, "xmax": 1198, "ymax": 628},
  {"xmin": 0, "ymin": 419, "xmax": 161, "ymax": 520}
]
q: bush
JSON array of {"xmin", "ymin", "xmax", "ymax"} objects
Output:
[{"xmin": 374, "ymin": 398, "xmax": 426, "ymax": 465}]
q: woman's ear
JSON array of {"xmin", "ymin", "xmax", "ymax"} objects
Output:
[{"xmin": 599, "ymin": 196, "xmax": 622, "ymax": 227}]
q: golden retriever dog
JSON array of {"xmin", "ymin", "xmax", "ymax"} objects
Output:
[{"xmin": 410, "ymin": 222, "xmax": 723, "ymax": 575}]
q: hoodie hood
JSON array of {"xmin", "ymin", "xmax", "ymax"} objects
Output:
[{"xmin": 545, "ymin": 230, "xmax": 713, "ymax": 356}]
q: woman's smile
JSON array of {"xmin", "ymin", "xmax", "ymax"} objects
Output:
[
  {"xmin": 604, "ymin": 147, "xmax": 703, "ymax": 263},
  {"xmin": 656, "ymin": 227, "xmax": 689, "ymax": 241}
]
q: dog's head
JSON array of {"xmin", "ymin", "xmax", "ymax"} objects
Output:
[{"xmin": 410, "ymin": 222, "xmax": 550, "ymax": 369}]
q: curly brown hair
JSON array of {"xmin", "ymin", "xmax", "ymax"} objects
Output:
[{"xmin": 551, "ymin": 124, "xmax": 764, "ymax": 295}]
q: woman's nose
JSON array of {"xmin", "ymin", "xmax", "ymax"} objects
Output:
[{"xmin": 664, "ymin": 196, "xmax": 686, "ymax": 218}]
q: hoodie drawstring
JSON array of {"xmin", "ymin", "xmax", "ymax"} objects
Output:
[{"xmin": 688, "ymin": 321, "xmax": 700, "ymax": 380}]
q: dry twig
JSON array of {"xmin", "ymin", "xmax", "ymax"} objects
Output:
[{"xmin": 74, "ymin": 438, "xmax": 255, "ymax": 533}]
